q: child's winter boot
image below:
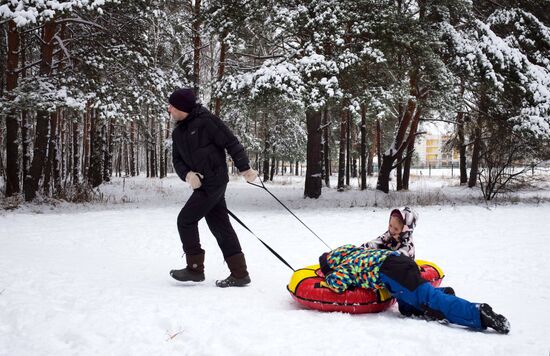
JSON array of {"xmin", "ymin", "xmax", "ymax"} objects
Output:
[{"xmin": 479, "ymin": 303, "xmax": 510, "ymax": 334}]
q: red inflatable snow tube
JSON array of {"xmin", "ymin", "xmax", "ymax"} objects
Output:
[{"xmin": 287, "ymin": 260, "xmax": 444, "ymax": 314}]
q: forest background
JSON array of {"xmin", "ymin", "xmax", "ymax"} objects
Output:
[{"xmin": 1, "ymin": 0, "xmax": 549, "ymax": 206}]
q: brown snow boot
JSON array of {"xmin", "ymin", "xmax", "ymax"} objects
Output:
[
  {"xmin": 170, "ymin": 253, "xmax": 205, "ymax": 282},
  {"xmin": 215, "ymin": 253, "xmax": 251, "ymax": 288}
]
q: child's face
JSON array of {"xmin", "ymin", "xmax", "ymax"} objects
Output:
[{"xmin": 388, "ymin": 216, "xmax": 404, "ymax": 238}]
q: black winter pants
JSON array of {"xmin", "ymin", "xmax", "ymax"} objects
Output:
[
  {"xmin": 177, "ymin": 184, "xmax": 242, "ymax": 258},
  {"xmin": 379, "ymin": 254, "xmax": 427, "ymax": 291}
]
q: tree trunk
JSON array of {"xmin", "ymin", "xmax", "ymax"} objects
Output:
[
  {"xmin": 123, "ymin": 140, "xmax": 129, "ymax": 176},
  {"xmin": 376, "ymin": 70, "xmax": 422, "ymax": 193},
  {"xmin": 66, "ymin": 114, "xmax": 72, "ymax": 182},
  {"xmin": 136, "ymin": 128, "xmax": 140, "ymax": 176},
  {"xmin": 159, "ymin": 120, "xmax": 165, "ymax": 178},
  {"xmin": 21, "ymin": 110, "xmax": 29, "ymax": 187},
  {"xmin": 396, "ymin": 153, "xmax": 403, "ymax": 190},
  {"xmin": 469, "ymin": 84, "xmax": 488, "ymax": 188},
  {"xmin": 192, "ymin": 0, "xmax": 202, "ymax": 95},
  {"xmin": 395, "ymin": 104, "xmax": 405, "ymax": 191},
  {"xmin": 82, "ymin": 105, "xmax": 90, "ymax": 178},
  {"xmin": 153, "ymin": 121, "xmax": 158, "ymax": 177},
  {"xmin": 59, "ymin": 110, "xmax": 66, "ymax": 184},
  {"xmin": 43, "ymin": 112, "xmax": 57, "ymax": 196},
  {"xmin": 262, "ymin": 152, "xmax": 270, "ymax": 181},
  {"xmin": 49, "ymin": 110, "xmax": 62, "ymax": 196},
  {"xmin": 151, "ymin": 115, "xmax": 157, "ymax": 178},
  {"xmin": 56, "ymin": 26, "xmax": 67, "ymax": 188},
  {"xmin": 269, "ymin": 157, "xmax": 275, "ymax": 181},
  {"xmin": 72, "ymin": 118, "xmax": 80, "ymax": 183},
  {"xmin": 53, "ymin": 110, "xmax": 62, "ymax": 195},
  {"xmin": 89, "ymin": 110, "xmax": 104, "ymax": 188},
  {"xmin": 165, "ymin": 118, "xmax": 170, "ymax": 176},
  {"xmin": 5, "ymin": 20, "xmax": 20, "ymax": 196},
  {"xmin": 337, "ymin": 108, "xmax": 347, "ymax": 191},
  {"xmin": 403, "ymin": 108, "xmax": 422, "ymax": 190},
  {"xmin": 457, "ymin": 111, "xmax": 468, "ymax": 185},
  {"xmin": 146, "ymin": 141, "xmax": 150, "ymax": 178},
  {"xmin": 320, "ymin": 111, "xmax": 326, "ymax": 183},
  {"xmin": 468, "ymin": 124, "xmax": 482, "ymax": 188},
  {"xmin": 214, "ymin": 37, "xmax": 227, "ymax": 116},
  {"xmin": 25, "ymin": 21, "xmax": 56, "ymax": 201},
  {"xmin": 130, "ymin": 120, "xmax": 136, "ymax": 176},
  {"xmin": 323, "ymin": 108, "xmax": 330, "ymax": 187},
  {"xmin": 376, "ymin": 98, "xmax": 417, "ymax": 193},
  {"xmin": 262, "ymin": 114, "xmax": 270, "ymax": 181},
  {"xmin": 103, "ymin": 118, "xmax": 114, "ymax": 182},
  {"xmin": 368, "ymin": 121, "xmax": 375, "ymax": 176},
  {"xmin": 50, "ymin": 24, "xmax": 66, "ymax": 193},
  {"xmin": 367, "ymin": 149, "xmax": 373, "ymax": 176},
  {"xmin": 116, "ymin": 146, "xmax": 121, "ymax": 177},
  {"xmin": 346, "ymin": 111, "xmax": 351, "ymax": 186},
  {"xmin": 146, "ymin": 108, "xmax": 153, "ymax": 178},
  {"xmin": 101, "ymin": 123, "xmax": 107, "ymax": 181},
  {"xmin": 376, "ymin": 119, "xmax": 382, "ymax": 173},
  {"xmin": 0, "ymin": 127, "xmax": 4, "ymax": 182},
  {"xmin": 360, "ymin": 104, "xmax": 367, "ymax": 190},
  {"xmin": 304, "ymin": 109, "xmax": 322, "ymax": 198},
  {"xmin": 21, "ymin": 32, "xmax": 29, "ymax": 189},
  {"xmin": 402, "ymin": 151, "xmax": 413, "ymax": 191},
  {"xmin": 376, "ymin": 154, "xmax": 393, "ymax": 193}
]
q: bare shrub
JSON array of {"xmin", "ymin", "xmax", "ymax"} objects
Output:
[{"xmin": 54, "ymin": 182, "xmax": 100, "ymax": 203}]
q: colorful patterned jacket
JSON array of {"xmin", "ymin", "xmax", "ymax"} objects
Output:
[
  {"xmin": 361, "ymin": 207, "xmax": 418, "ymax": 258},
  {"xmin": 319, "ymin": 244, "xmax": 398, "ymax": 293}
]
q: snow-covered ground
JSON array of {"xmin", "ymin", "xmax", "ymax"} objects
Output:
[{"xmin": 1, "ymin": 175, "xmax": 550, "ymax": 355}]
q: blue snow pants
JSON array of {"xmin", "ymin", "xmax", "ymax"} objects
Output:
[
  {"xmin": 379, "ymin": 254, "xmax": 483, "ymax": 330},
  {"xmin": 397, "ymin": 288, "xmax": 453, "ymax": 318}
]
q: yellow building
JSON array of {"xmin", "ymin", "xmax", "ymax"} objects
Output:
[{"xmin": 416, "ymin": 135, "xmax": 459, "ymax": 167}]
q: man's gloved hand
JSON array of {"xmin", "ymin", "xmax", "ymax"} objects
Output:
[
  {"xmin": 241, "ymin": 168, "xmax": 259, "ymax": 183},
  {"xmin": 186, "ymin": 171, "xmax": 204, "ymax": 189}
]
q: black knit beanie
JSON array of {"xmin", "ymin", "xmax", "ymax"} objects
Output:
[{"xmin": 169, "ymin": 88, "xmax": 197, "ymax": 113}]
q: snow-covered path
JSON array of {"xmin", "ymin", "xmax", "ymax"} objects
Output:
[{"xmin": 1, "ymin": 182, "xmax": 549, "ymax": 355}]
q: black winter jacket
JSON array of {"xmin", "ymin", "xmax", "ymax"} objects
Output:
[{"xmin": 172, "ymin": 105, "xmax": 250, "ymax": 188}]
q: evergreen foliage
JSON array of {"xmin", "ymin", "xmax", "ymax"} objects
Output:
[{"xmin": 1, "ymin": 0, "xmax": 548, "ymax": 201}]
